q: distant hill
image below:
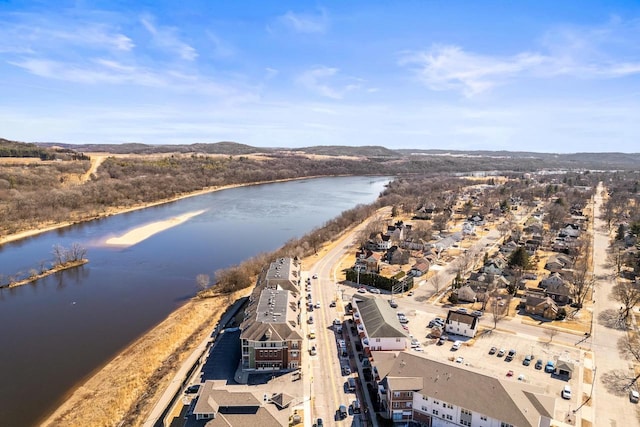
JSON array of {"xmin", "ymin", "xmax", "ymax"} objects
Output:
[
  {"xmin": 0, "ymin": 138, "xmax": 86, "ymax": 160},
  {"xmin": 296, "ymin": 145, "xmax": 400, "ymax": 158},
  {"xmin": 7, "ymin": 137, "xmax": 640, "ymax": 170},
  {"xmin": 38, "ymin": 141, "xmax": 271, "ymax": 155}
]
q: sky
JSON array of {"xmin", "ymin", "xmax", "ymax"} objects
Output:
[{"xmin": 1, "ymin": 1, "xmax": 640, "ymax": 153}]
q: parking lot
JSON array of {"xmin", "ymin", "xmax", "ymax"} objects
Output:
[{"xmin": 395, "ymin": 305, "xmax": 584, "ymax": 423}]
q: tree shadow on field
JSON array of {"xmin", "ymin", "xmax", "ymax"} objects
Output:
[
  {"xmin": 600, "ymin": 370, "xmax": 637, "ymax": 397},
  {"xmin": 598, "ymin": 308, "xmax": 628, "ymax": 330},
  {"xmin": 414, "ymin": 295, "xmax": 429, "ymax": 303}
]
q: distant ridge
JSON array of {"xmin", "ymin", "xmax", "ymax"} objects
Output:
[{"xmin": 4, "ymin": 137, "xmax": 639, "ymax": 170}]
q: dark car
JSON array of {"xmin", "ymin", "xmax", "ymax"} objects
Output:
[
  {"xmin": 489, "ymin": 346, "xmax": 497, "ymax": 355},
  {"xmin": 315, "ymin": 418, "xmax": 323, "ymax": 427},
  {"xmin": 185, "ymin": 384, "xmax": 201, "ymax": 394},
  {"xmin": 505, "ymin": 349, "xmax": 516, "ymax": 362},
  {"xmin": 535, "ymin": 359, "xmax": 543, "ymax": 370},
  {"xmin": 523, "ymin": 354, "xmax": 533, "ymax": 366}
]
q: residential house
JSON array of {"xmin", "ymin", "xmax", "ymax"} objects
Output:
[
  {"xmin": 367, "ymin": 232, "xmax": 392, "ymax": 251},
  {"xmin": 410, "ymin": 261, "xmax": 430, "ymax": 277},
  {"xmin": 373, "ymin": 351, "xmax": 556, "ymax": 426},
  {"xmin": 467, "ymin": 214, "xmax": 485, "ymax": 226},
  {"xmin": 365, "ymin": 252, "xmax": 382, "ymax": 273},
  {"xmin": 461, "ymin": 222, "xmax": 475, "ymax": 236},
  {"xmin": 190, "ymin": 381, "xmax": 283, "ymax": 426},
  {"xmin": 240, "ymin": 284, "xmax": 302, "ymax": 372},
  {"xmin": 538, "ymin": 273, "xmax": 565, "ymax": 289},
  {"xmin": 389, "ymin": 247, "xmax": 410, "ymax": 265},
  {"xmin": 499, "ymin": 240, "xmax": 518, "ymax": 255},
  {"xmin": 482, "ymin": 258, "xmax": 506, "ymax": 276},
  {"xmin": 444, "ymin": 310, "xmax": 479, "ymax": 338},
  {"xmin": 352, "ymin": 296, "xmax": 408, "ymax": 354},
  {"xmin": 454, "ymin": 285, "xmax": 477, "ymax": 303},
  {"xmin": 524, "ymin": 291, "xmax": 559, "ymax": 320},
  {"xmin": 545, "ymin": 281, "xmax": 573, "ymax": 306}
]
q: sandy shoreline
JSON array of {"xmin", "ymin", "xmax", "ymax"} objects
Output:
[
  {"xmin": 105, "ymin": 210, "xmax": 206, "ymax": 246},
  {"xmin": 0, "ymin": 176, "xmax": 331, "ymax": 248}
]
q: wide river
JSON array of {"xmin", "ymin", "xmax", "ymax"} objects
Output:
[{"xmin": 0, "ymin": 176, "xmax": 390, "ymax": 427}]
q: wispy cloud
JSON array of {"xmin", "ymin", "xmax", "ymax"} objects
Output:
[
  {"xmin": 401, "ymin": 18, "xmax": 640, "ymax": 97},
  {"xmin": 296, "ymin": 66, "xmax": 362, "ymax": 99},
  {"xmin": 278, "ymin": 9, "xmax": 328, "ymax": 34},
  {"xmin": 0, "ymin": 15, "xmax": 134, "ymax": 54},
  {"xmin": 140, "ymin": 14, "xmax": 197, "ymax": 61},
  {"xmin": 399, "ymin": 45, "xmax": 546, "ymax": 97},
  {"xmin": 205, "ymin": 31, "xmax": 235, "ymax": 58}
]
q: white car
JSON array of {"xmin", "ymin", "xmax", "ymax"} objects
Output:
[
  {"xmin": 630, "ymin": 389, "xmax": 639, "ymax": 403},
  {"xmin": 561, "ymin": 385, "xmax": 572, "ymax": 400},
  {"xmin": 315, "ymin": 302, "xmax": 321, "ymax": 308},
  {"xmin": 452, "ymin": 340, "xmax": 462, "ymax": 350},
  {"xmin": 369, "ymin": 288, "xmax": 381, "ymax": 294}
]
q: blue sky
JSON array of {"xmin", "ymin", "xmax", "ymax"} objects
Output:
[{"xmin": 1, "ymin": 1, "xmax": 640, "ymax": 152}]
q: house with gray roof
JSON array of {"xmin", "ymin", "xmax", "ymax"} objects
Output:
[
  {"xmin": 372, "ymin": 351, "xmax": 556, "ymax": 427},
  {"xmin": 352, "ymin": 296, "xmax": 408, "ymax": 354},
  {"xmin": 190, "ymin": 381, "xmax": 284, "ymax": 426}
]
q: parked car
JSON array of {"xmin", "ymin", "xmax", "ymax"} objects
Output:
[
  {"xmin": 505, "ymin": 349, "xmax": 516, "ymax": 362},
  {"xmin": 630, "ymin": 390, "xmax": 640, "ymax": 403},
  {"xmin": 357, "ymin": 287, "xmax": 367, "ymax": 293},
  {"xmin": 312, "ymin": 274, "xmax": 318, "ymax": 279},
  {"xmin": 456, "ymin": 308, "xmax": 468, "ymax": 313},
  {"xmin": 497, "ymin": 349, "xmax": 505, "ymax": 357},
  {"xmin": 455, "ymin": 356, "xmax": 464, "ymax": 363},
  {"xmin": 315, "ymin": 301, "xmax": 321, "ymax": 308},
  {"xmin": 452, "ymin": 340, "xmax": 462, "ymax": 350},
  {"xmin": 185, "ymin": 384, "xmax": 201, "ymax": 394},
  {"xmin": 342, "ymin": 365, "xmax": 351, "ymax": 376},
  {"xmin": 308, "ymin": 316, "xmax": 314, "ymax": 324},
  {"xmin": 561, "ymin": 385, "xmax": 572, "ymax": 399},
  {"xmin": 310, "ymin": 345, "xmax": 317, "ymax": 356},
  {"xmin": 545, "ymin": 361, "xmax": 555, "ymax": 373},
  {"xmin": 472, "ymin": 310, "xmax": 483, "ymax": 317},
  {"xmin": 437, "ymin": 336, "xmax": 447, "ymax": 346},
  {"xmin": 369, "ymin": 288, "xmax": 381, "ymax": 294},
  {"xmin": 408, "ymin": 291, "xmax": 414, "ymax": 296},
  {"xmin": 523, "ymin": 354, "xmax": 532, "ymax": 366},
  {"xmin": 535, "ymin": 359, "xmax": 543, "ymax": 370},
  {"xmin": 329, "ymin": 300, "xmax": 336, "ymax": 307},
  {"xmin": 338, "ymin": 404, "xmax": 348, "ymax": 419},
  {"xmin": 389, "ymin": 299, "xmax": 398, "ymax": 308},
  {"xmin": 489, "ymin": 346, "xmax": 497, "ymax": 355},
  {"xmin": 316, "ymin": 418, "xmax": 324, "ymax": 427},
  {"xmin": 506, "ymin": 370, "xmax": 514, "ymax": 377}
]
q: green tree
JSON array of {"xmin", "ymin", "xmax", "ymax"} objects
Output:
[{"xmin": 508, "ymin": 246, "xmax": 530, "ymax": 269}]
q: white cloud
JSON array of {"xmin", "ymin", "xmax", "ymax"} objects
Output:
[
  {"xmin": 401, "ymin": 18, "xmax": 640, "ymax": 97},
  {"xmin": 399, "ymin": 45, "xmax": 547, "ymax": 97},
  {"xmin": 296, "ymin": 66, "xmax": 363, "ymax": 99},
  {"xmin": 140, "ymin": 14, "xmax": 197, "ymax": 61},
  {"xmin": 278, "ymin": 9, "xmax": 328, "ymax": 34},
  {"xmin": 206, "ymin": 31, "xmax": 235, "ymax": 58},
  {"xmin": 0, "ymin": 16, "xmax": 134, "ymax": 54}
]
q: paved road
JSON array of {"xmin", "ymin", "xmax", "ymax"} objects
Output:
[
  {"xmin": 304, "ymin": 208, "xmax": 390, "ymax": 426},
  {"xmin": 590, "ymin": 183, "xmax": 639, "ymax": 427}
]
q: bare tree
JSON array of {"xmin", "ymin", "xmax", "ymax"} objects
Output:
[
  {"xmin": 430, "ymin": 274, "xmax": 445, "ymax": 295},
  {"xmin": 52, "ymin": 244, "xmax": 66, "ymax": 266},
  {"xmin": 38, "ymin": 260, "xmax": 48, "ymax": 274},
  {"xmin": 543, "ymin": 328, "xmax": 559, "ymax": 343},
  {"xmin": 68, "ymin": 243, "xmax": 87, "ymax": 261},
  {"xmin": 490, "ymin": 294, "xmax": 509, "ymax": 329},
  {"xmin": 570, "ymin": 237, "xmax": 595, "ymax": 309},
  {"xmin": 196, "ymin": 274, "xmax": 211, "ymax": 291},
  {"xmin": 611, "ymin": 281, "xmax": 640, "ymax": 326},
  {"xmin": 617, "ymin": 333, "xmax": 640, "ymax": 387}
]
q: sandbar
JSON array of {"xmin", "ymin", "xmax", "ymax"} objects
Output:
[{"xmin": 105, "ymin": 210, "xmax": 206, "ymax": 246}]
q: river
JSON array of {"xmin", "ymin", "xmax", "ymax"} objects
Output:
[{"xmin": 0, "ymin": 176, "xmax": 390, "ymax": 427}]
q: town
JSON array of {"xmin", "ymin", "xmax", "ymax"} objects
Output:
[{"xmin": 151, "ymin": 172, "xmax": 640, "ymax": 427}]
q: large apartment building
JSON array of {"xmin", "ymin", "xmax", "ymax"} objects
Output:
[
  {"xmin": 372, "ymin": 351, "xmax": 556, "ymax": 427},
  {"xmin": 352, "ymin": 296, "xmax": 409, "ymax": 354},
  {"xmin": 240, "ymin": 257, "xmax": 303, "ymax": 372}
]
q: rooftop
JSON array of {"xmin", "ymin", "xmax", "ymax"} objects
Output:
[{"xmin": 373, "ymin": 351, "xmax": 555, "ymax": 427}]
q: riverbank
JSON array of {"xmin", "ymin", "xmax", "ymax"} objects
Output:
[
  {"xmin": 0, "ymin": 176, "xmax": 334, "ymax": 248},
  {"xmin": 2, "ymin": 259, "xmax": 88, "ymax": 289},
  {"xmin": 40, "ymin": 289, "xmax": 245, "ymax": 427}
]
